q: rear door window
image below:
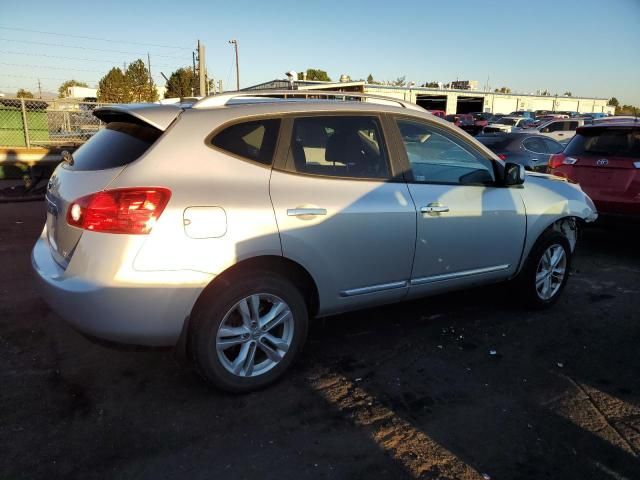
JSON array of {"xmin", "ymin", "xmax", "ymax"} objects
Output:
[
  {"xmin": 68, "ymin": 122, "xmax": 162, "ymax": 171},
  {"xmin": 284, "ymin": 116, "xmax": 390, "ymax": 179},
  {"xmin": 523, "ymin": 137, "xmax": 548, "ymax": 154},
  {"xmin": 211, "ymin": 118, "xmax": 281, "ymax": 165},
  {"xmin": 542, "ymin": 138, "xmax": 564, "ymax": 154}
]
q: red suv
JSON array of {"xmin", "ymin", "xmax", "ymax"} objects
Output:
[{"xmin": 548, "ymin": 121, "xmax": 640, "ymax": 219}]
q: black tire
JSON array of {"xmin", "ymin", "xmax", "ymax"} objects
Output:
[
  {"xmin": 514, "ymin": 231, "xmax": 572, "ymax": 309},
  {"xmin": 190, "ymin": 272, "xmax": 308, "ymax": 393}
]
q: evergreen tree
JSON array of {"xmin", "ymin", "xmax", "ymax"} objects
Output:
[
  {"xmin": 97, "ymin": 67, "xmax": 129, "ymax": 103},
  {"xmin": 164, "ymin": 67, "xmax": 196, "ymax": 98}
]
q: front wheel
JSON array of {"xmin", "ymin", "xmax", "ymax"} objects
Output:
[
  {"xmin": 514, "ymin": 231, "xmax": 572, "ymax": 309},
  {"xmin": 191, "ymin": 273, "xmax": 309, "ymax": 392}
]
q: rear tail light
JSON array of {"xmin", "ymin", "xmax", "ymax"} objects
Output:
[
  {"xmin": 634, "ymin": 162, "xmax": 640, "ymax": 169},
  {"xmin": 548, "ymin": 154, "xmax": 578, "ymax": 169},
  {"xmin": 497, "ymin": 154, "xmax": 507, "ymax": 161},
  {"xmin": 67, "ymin": 187, "xmax": 171, "ymax": 234}
]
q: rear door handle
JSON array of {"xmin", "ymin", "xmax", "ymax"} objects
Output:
[
  {"xmin": 421, "ymin": 203, "xmax": 449, "ymax": 214},
  {"xmin": 287, "ymin": 208, "xmax": 327, "ymax": 217}
]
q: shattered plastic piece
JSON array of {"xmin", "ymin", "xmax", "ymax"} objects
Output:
[
  {"xmin": 482, "ymin": 473, "xmax": 491, "ymax": 480},
  {"xmin": 557, "ymin": 362, "xmax": 564, "ymax": 368},
  {"xmin": 437, "ymin": 345, "xmax": 443, "ymax": 349},
  {"xmin": 489, "ymin": 350, "xmax": 497, "ymax": 356},
  {"xmin": 355, "ymin": 378, "xmax": 362, "ymax": 382}
]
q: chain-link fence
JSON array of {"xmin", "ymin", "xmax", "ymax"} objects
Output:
[{"xmin": 0, "ymin": 97, "xmax": 110, "ymax": 148}]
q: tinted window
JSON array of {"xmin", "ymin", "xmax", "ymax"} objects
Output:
[
  {"xmin": 565, "ymin": 128, "xmax": 640, "ymax": 158},
  {"xmin": 69, "ymin": 122, "xmax": 161, "ymax": 171},
  {"xmin": 567, "ymin": 121, "xmax": 579, "ymax": 131},
  {"xmin": 286, "ymin": 116, "xmax": 389, "ymax": 179},
  {"xmin": 523, "ymin": 137, "xmax": 547, "ymax": 154},
  {"xmin": 498, "ymin": 118, "xmax": 518, "ymax": 126},
  {"xmin": 545, "ymin": 121, "xmax": 563, "ymax": 132},
  {"xmin": 542, "ymin": 138, "xmax": 564, "ymax": 154},
  {"xmin": 396, "ymin": 119, "xmax": 495, "ymax": 185},
  {"xmin": 211, "ymin": 119, "xmax": 280, "ymax": 165}
]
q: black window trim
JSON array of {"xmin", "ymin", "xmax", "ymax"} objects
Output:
[
  {"xmin": 389, "ymin": 114, "xmax": 503, "ymax": 188},
  {"xmin": 272, "ymin": 112, "xmax": 402, "ymax": 183},
  {"xmin": 204, "ymin": 114, "xmax": 283, "ymax": 169}
]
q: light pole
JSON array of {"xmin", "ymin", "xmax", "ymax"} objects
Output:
[{"xmin": 228, "ymin": 39, "xmax": 239, "ymax": 91}]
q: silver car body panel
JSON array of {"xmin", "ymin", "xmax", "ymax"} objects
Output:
[
  {"xmin": 270, "ymin": 170, "xmax": 416, "ymax": 315},
  {"xmin": 31, "ymin": 98, "xmax": 598, "ymax": 346}
]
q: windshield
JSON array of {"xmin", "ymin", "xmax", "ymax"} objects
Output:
[{"xmin": 497, "ymin": 118, "xmax": 518, "ymax": 126}]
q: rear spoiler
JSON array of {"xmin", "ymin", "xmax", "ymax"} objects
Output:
[{"xmin": 93, "ymin": 103, "xmax": 184, "ymax": 131}]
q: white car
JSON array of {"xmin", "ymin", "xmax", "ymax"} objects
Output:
[
  {"xmin": 483, "ymin": 116, "xmax": 534, "ymax": 133},
  {"xmin": 536, "ymin": 118, "xmax": 587, "ymax": 143}
]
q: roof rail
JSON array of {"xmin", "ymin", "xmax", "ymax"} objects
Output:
[{"xmin": 191, "ymin": 90, "xmax": 425, "ymax": 112}]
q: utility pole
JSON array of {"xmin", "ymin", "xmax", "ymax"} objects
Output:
[
  {"xmin": 218, "ymin": 79, "xmax": 223, "ymax": 94},
  {"xmin": 197, "ymin": 40, "xmax": 206, "ymax": 97},
  {"xmin": 147, "ymin": 52, "xmax": 152, "ymax": 83},
  {"xmin": 228, "ymin": 39, "xmax": 239, "ymax": 90},
  {"xmin": 37, "ymin": 79, "xmax": 42, "ymax": 99}
]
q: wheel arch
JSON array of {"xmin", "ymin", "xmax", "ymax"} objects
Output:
[
  {"xmin": 519, "ymin": 215, "xmax": 579, "ymax": 274},
  {"xmin": 190, "ymin": 255, "xmax": 320, "ymax": 321}
]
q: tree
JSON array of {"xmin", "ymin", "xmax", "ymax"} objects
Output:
[
  {"xmin": 422, "ymin": 81, "xmax": 439, "ymax": 88},
  {"xmin": 608, "ymin": 97, "xmax": 619, "ymax": 107},
  {"xmin": 564, "ymin": 91, "xmax": 572, "ymax": 96},
  {"xmin": 616, "ymin": 104, "xmax": 638, "ymax": 115},
  {"xmin": 494, "ymin": 86, "xmax": 511, "ymax": 94},
  {"xmin": 392, "ymin": 76, "xmax": 406, "ymax": 87},
  {"xmin": 164, "ymin": 67, "xmax": 196, "ymax": 98},
  {"xmin": 540, "ymin": 90, "xmax": 551, "ymax": 96},
  {"xmin": 366, "ymin": 73, "xmax": 374, "ymax": 84},
  {"xmin": 16, "ymin": 88, "xmax": 34, "ymax": 98},
  {"xmin": 97, "ymin": 67, "xmax": 129, "ymax": 103},
  {"xmin": 126, "ymin": 59, "xmax": 158, "ymax": 102},
  {"xmin": 304, "ymin": 69, "xmax": 331, "ymax": 82},
  {"xmin": 58, "ymin": 79, "xmax": 88, "ymax": 98}
]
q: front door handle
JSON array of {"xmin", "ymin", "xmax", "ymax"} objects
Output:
[
  {"xmin": 421, "ymin": 203, "xmax": 449, "ymax": 214},
  {"xmin": 287, "ymin": 208, "xmax": 327, "ymax": 217}
]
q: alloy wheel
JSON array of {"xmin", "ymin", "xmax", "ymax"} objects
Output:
[
  {"xmin": 215, "ymin": 294, "xmax": 294, "ymax": 378},
  {"xmin": 535, "ymin": 244, "xmax": 567, "ymax": 300}
]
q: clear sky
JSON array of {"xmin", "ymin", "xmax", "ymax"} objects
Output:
[{"xmin": 1, "ymin": 0, "xmax": 638, "ymax": 103}]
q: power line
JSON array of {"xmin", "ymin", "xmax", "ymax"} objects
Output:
[
  {"xmin": 0, "ymin": 37, "xmax": 188, "ymax": 59},
  {"xmin": 0, "ymin": 73, "xmax": 100, "ymax": 81},
  {"xmin": 0, "ymin": 62, "xmax": 106, "ymax": 73},
  {"xmin": 0, "ymin": 25, "xmax": 192, "ymax": 50},
  {"xmin": 0, "ymin": 50, "xmax": 180, "ymax": 68}
]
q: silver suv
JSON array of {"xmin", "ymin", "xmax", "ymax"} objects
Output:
[{"xmin": 32, "ymin": 91, "xmax": 597, "ymax": 392}]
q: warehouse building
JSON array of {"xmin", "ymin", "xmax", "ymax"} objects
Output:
[{"xmin": 246, "ymin": 79, "xmax": 615, "ymax": 115}]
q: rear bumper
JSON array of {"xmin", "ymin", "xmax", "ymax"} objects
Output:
[{"xmin": 31, "ymin": 231, "xmax": 206, "ymax": 346}]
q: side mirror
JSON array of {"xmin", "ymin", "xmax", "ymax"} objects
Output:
[{"xmin": 504, "ymin": 162, "xmax": 525, "ymax": 186}]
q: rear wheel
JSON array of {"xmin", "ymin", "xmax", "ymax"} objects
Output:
[
  {"xmin": 514, "ymin": 231, "xmax": 572, "ymax": 309},
  {"xmin": 191, "ymin": 273, "xmax": 308, "ymax": 392}
]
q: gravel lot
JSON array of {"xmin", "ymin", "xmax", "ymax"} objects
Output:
[{"xmin": 1, "ymin": 201, "xmax": 639, "ymax": 480}]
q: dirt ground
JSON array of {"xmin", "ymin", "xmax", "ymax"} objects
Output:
[{"xmin": 1, "ymin": 201, "xmax": 639, "ymax": 480}]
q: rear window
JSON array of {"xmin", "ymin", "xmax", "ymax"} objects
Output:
[
  {"xmin": 68, "ymin": 122, "xmax": 161, "ymax": 171},
  {"xmin": 498, "ymin": 118, "xmax": 517, "ymax": 126},
  {"xmin": 565, "ymin": 128, "xmax": 640, "ymax": 158},
  {"xmin": 210, "ymin": 119, "xmax": 280, "ymax": 165}
]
